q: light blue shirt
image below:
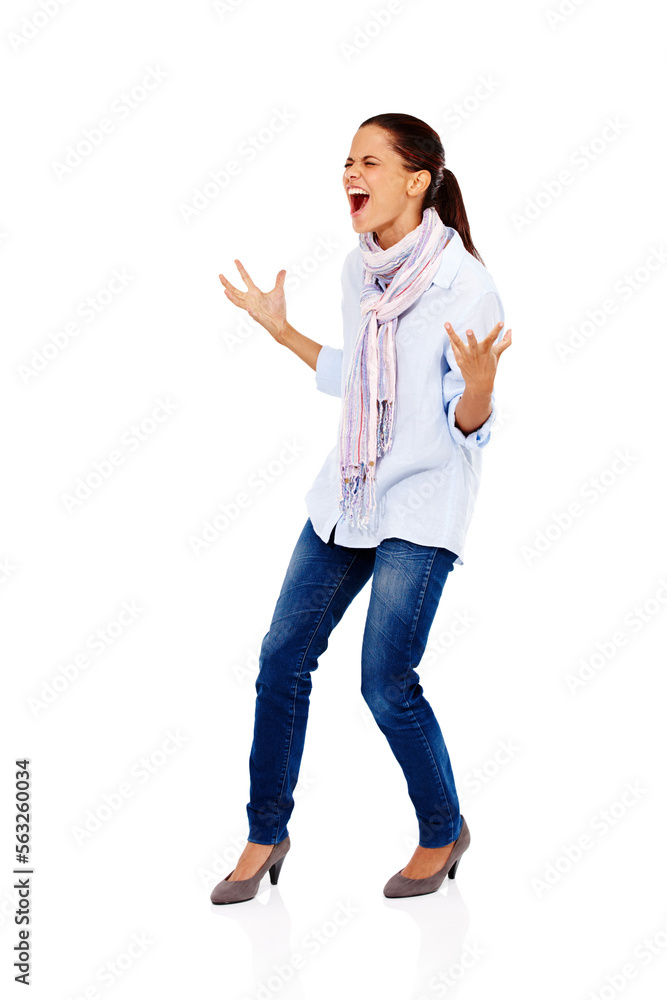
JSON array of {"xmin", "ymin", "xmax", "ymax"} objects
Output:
[{"xmin": 304, "ymin": 226, "xmax": 505, "ymax": 566}]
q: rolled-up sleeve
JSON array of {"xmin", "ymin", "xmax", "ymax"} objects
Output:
[
  {"xmin": 443, "ymin": 290, "xmax": 504, "ymax": 450},
  {"xmin": 315, "ymin": 344, "xmax": 344, "ymax": 397}
]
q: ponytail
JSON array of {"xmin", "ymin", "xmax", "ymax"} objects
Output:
[{"xmin": 432, "ymin": 168, "xmax": 485, "ymax": 267}]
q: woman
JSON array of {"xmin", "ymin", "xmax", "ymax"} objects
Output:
[{"xmin": 211, "ymin": 113, "xmax": 512, "ymax": 904}]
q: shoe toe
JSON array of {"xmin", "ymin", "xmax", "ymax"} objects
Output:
[
  {"xmin": 210, "ymin": 871, "xmax": 253, "ymax": 904},
  {"xmin": 383, "ymin": 871, "xmax": 411, "ymax": 897}
]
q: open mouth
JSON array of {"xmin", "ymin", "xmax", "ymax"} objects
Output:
[{"xmin": 350, "ymin": 191, "xmax": 370, "ymax": 216}]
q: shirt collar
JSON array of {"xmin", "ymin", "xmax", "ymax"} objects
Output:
[{"xmin": 431, "ymin": 227, "xmax": 465, "ymax": 288}]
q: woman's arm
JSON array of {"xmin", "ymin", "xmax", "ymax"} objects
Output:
[
  {"xmin": 446, "ymin": 313, "xmax": 511, "ymax": 437},
  {"xmin": 453, "ymin": 386, "xmax": 494, "ymax": 436},
  {"xmin": 276, "ymin": 320, "xmax": 323, "ymax": 372},
  {"xmin": 442, "ymin": 290, "xmax": 511, "ymax": 448},
  {"xmin": 218, "ymin": 260, "xmax": 344, "ymax": 391}
]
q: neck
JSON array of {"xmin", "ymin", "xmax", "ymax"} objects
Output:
[{"xmin": 373, "ymin": 206, "xmax": 424, "ymax": 251}]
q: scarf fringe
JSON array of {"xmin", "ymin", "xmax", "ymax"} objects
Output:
[
  {"xmin": 339, "ymin": 462, "xmax": 376, "ymax": 528},
  {"xmin": 338, "ymin": 399, "xmax": 394, "ymax": 528}
]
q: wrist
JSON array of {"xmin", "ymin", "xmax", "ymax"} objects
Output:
[
  {"xmin": 276, "ymin": 319, "xmax": 291, "ymax": 346},
  {"xmin": 463, "ymin": 382, "xmax": 494, "ymax": 398}
]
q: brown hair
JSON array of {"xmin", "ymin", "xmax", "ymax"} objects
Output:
[{"xmin": 358, "ymin": 112, "xmax": 485, "ymax": 266}]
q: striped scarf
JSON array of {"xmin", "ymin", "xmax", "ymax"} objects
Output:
[{"xmin": 338, "ymin": 206, "xmax": 450, "ymax": 528}]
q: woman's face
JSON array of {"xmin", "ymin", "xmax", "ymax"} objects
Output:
[{"xmin": 343, "ymin": 125, "xmax": 431, "ymax": 246}]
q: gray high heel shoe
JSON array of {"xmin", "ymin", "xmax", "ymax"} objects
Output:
[
  {"xmin": 383, "ymin": 816, "xmax": 470, "ymax": 898},
  {"xmin": 210, "ymin": 836, "xmax": 291, "ymax": 904}
]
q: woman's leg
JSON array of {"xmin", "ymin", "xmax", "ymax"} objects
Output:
[
  {"xmin": 246, "ymin": 517, "xmax": 375, "ymax": 845},
  {"xmin": 360, "ymin": 537, "xmax": 461, "ymax": 849}
]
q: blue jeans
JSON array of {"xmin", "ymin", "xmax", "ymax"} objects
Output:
[{"xmin": 246, "ymin": 516, "xmax": 463, "ymax": 848}]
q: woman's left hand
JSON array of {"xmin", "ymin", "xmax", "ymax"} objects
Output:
[{"xmin": 445, "ymin": 320, "xmax": 512, "ymax": 392}]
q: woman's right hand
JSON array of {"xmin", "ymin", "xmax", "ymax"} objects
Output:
[{"xmin": 218, "ymin": 260, "xmax": 287, "ymax": 343}]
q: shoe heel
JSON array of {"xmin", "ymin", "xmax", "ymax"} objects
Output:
[
  {"xmin": 447, "ymin": 858, "xmax": 460, "ymax": 879},
  {"xmin": 269, "ymin": 855, "xmax": 286, "ymax": 885}
]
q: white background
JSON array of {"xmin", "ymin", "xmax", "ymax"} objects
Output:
[{"xmin": 2, "ymin": 0, "xmax": 666, "ymax": 997}]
